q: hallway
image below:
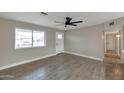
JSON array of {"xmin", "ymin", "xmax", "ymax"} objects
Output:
[{"xmin": 104, "ymin": 50, "xmax": 121, "ymax": 63}]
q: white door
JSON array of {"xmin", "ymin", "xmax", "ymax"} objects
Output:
[
  {"xmin": 56, "ymin": 32, "xmax": 64, "ymax": 54},
  {"xmin": 106, "ymin": 34, "xmax": 116, "ymax": 51}
]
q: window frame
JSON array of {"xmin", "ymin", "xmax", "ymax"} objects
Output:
[{"xmin": 15, "ymin": 28, "xmax": 46, "ymax": 50}]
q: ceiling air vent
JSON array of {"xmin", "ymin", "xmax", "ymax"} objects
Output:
[
  {"xmin": 109, "ymin": 21, "xmax": 115, "ymax": 26},
  {"xmin": 104, "ymin": 20, "xmax": 116, "ymax": 30}
]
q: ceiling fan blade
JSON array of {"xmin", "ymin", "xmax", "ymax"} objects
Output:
[
  {"xmin": 54, "ymin": 21, "xmax": 64, "ymax": 23},
  {"xmin": 69, "ymin": 23, "xmax": 77, "ymax": 26},
  {"xmin": 71, "ymin": 21, "xmax": 83, "ymax": 23}
]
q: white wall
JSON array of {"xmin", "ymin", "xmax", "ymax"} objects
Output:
[
  {"xmin": 65, "ymin": 24, "xmax": 104, "ymax": 60},
  {"xmin": 0, "ymin": 18, "xmax": 62, "ymax": 67}
]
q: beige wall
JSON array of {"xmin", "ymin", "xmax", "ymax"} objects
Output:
[
  {"xmin": 65, "ymin": 24, "xmax": 104, "ymax": 59},
  {"xmin": 0, "ymin": 18, "xmax": 62, "ymax": 67}
]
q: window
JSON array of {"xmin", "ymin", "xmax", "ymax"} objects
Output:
[
  {"xmin": 57, "ymin": 34, "xmax": 63, "ymax": 39},
  {"xmin": 33, "ymin": 31, "xmax": 45, "ymax": 47},
  {"xmin": 15, "ymin": 28, "xmax": 32, "ymax": 49},
  {"xmin": 15, "ymin": 28, "xmax": 45, "ymax": 49}
]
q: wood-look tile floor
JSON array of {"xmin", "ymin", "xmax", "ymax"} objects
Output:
[{"xmin": 0, "ymin": 53, "xmax": 124, "ymax": 80}]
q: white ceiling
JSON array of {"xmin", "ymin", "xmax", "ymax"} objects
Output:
[{"xmin": 0, "ymin": 12, "xmax": 124, "ymax": 30}]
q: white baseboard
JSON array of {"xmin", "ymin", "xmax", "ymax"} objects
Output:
[
  {"xmin": 0, "ymin": 52, "xmax": 103, "ymax": 70},
  {"xmin": 0, "ymin": 53, "xmax": 56, "ymax": 70},
  {"xmin": 64, "ymin": 51, "xmax": 103, "ymax": 61}
]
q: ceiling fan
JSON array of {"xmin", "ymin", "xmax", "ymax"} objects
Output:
[{"xmin": 55, "ymin": 17, "xmax": 83, "ymax": 27}]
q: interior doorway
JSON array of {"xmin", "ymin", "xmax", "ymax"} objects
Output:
[
  {"xmin": 104, "ymin": 30, "xmax": 121, "ymax": 62},
  {"xmin": 56, "ymin": 32, "xmax": 64, "ymax": 54}
]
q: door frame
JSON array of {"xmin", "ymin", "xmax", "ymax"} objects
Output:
[
  {"xmin": 103, "ymin": 27, "xmax": 123, "ymax": 60},
  {"xmin": 56, "ymin": 32, "xmax": 64, "ymax": 54}
]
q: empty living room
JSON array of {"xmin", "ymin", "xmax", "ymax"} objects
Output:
[
  {"xmin": 0, "ymin": 12, "xmax": 124, "ymax": 80},
  {"xmin": 1, "ymin": 0, "xmax": 124, "ymax": 93}
]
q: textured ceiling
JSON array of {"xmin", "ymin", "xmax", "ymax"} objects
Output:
[{"xmin": 0, "ymin": 12, "xmax": 124, "ymax": 30}]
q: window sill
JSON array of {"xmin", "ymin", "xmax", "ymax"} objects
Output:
[{"xmin": 15, "ymin": 46, "xmax": 46, "ymax": 50}]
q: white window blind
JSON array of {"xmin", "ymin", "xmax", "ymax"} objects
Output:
[
  {"xmin": 15, "ymin": 28, "xmax": 45, "ymax": 49},
  {"xmin": 15, "ymin": 29, "xmax": 32, "ymax": 49},
  {"xmin": 33, "ymin": 31, "xmax": 45, "ymax": 47}
]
